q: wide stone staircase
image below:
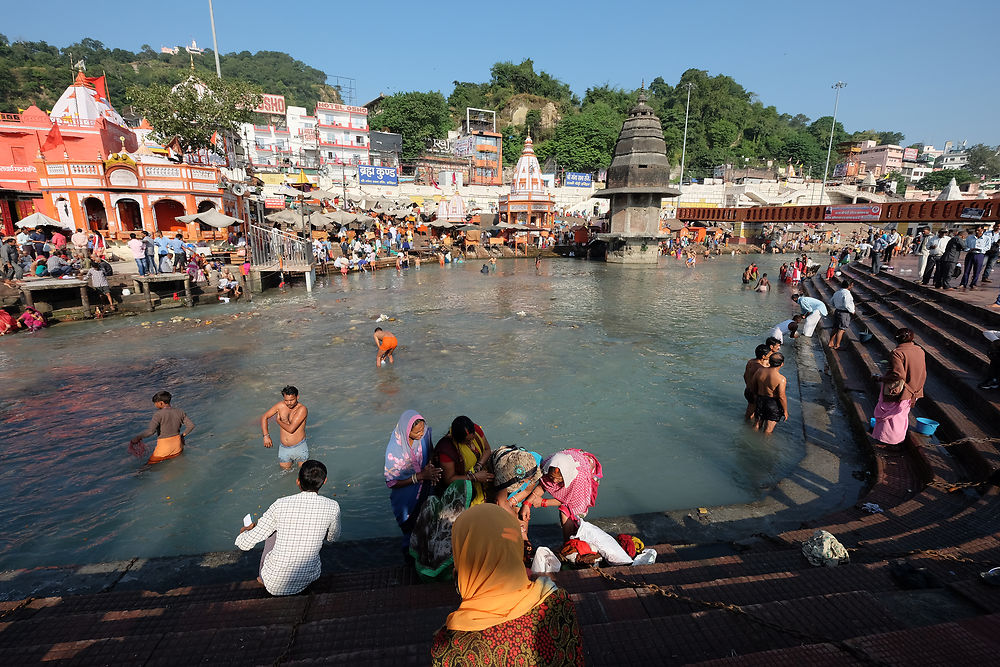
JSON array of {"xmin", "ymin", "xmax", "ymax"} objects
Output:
[{"xmin": 4, "ymin": 265, "xmax": 1000, "ymax": 665}]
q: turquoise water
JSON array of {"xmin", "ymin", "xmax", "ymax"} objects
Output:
[{"xmin": 0, "ymin": 255, "xmax": 808, "ymax": 569}]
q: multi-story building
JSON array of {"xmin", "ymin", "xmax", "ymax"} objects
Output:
[
  {"xmin": 855, "ymin": 140, "xmax": 904, "ymax": 177},
  {"xmin": 901, "ymin": 159, "xmax": 934, "ymax": 183},
  {"xmin": 939, "ymin": 149, "xmax": 969, "ymax": 170},
  {"xmin": 241, "ymin": 102, "xmax": 369, "ymax": 170},
  {"xmin": 314, "ymin": 102, "xmax": 369, "ymax": 165}
]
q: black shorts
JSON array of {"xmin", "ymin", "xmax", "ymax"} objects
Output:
[
  {"xmin": 835, "ymin": 309, "xmax": 852, "ymax": 331},
  {"xmin": 755, "ymin": 395, "xmax": 784, "ymax": 423},
  {"xmin": 94, "ymin": 285, "xmax": 110, "ymax": 295}
]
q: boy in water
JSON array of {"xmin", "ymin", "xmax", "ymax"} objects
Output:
[
  {"xmin": 261, "ymin": 385, "xmax": 309, "ymax": 470},
  {"xmin": 752, "ymin": 352, "xmax": 788, "ymax": 434},
  {"xmin": 374, "ymin": 327, "xmax": 397, "ymax": 368},
  {"xmin": 131, "ymin": 391, "xmax": 195, "ymax": 464}
]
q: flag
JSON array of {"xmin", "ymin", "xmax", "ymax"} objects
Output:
[
  {"xmin": 85, "ymin": 75, "xmax": 108, "ymax": 100},
  {"xmin": 40, "ymin": 122, "xmax": 64, "ymax": 153}
]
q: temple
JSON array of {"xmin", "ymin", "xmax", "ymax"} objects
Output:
[
  {"xmin": 595, "ymin": 90, "xmax": 679, "ymax": 263},
  {"xmin": 0, "ymin": 72, "xmax": 238, "ymax": 239},
  {"xmin": 497, "ymin": 136, "xmax": 554, "ymax": 229}
]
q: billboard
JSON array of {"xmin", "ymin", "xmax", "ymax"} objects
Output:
[
  {"xmin": 264, "ymin": 196, "xmax": 285, "ymax": 209},
  {"xmin": 255, "ymin": 94, "xmax": 286, "ymax": 115},
  {"xmin": 824, "ymin": 204, "xmax": 882, "ymax": 221},
  {"xmin": 452, "ymin": 136, "xmax": 475, "ymax": 157},
  {"xmin": 565, "ymin": 172, "xmax": 593, "ymax": 188},
  {"xmin": 832, "ymin": 163, "xmax": 847, "ymax": 179},
  {"xmin": 316, "ymin": 102, "xmax": 368, "ymax": 115},
  {"xmin": 961, "ymin": 207, "xmax": 985, "ymax": 220},
  {"xmin": 370, "ymin": 131, "xmax": 402, "ymax": 154},
  {"xmin": 903, "ymin": 147, "xmax": 918, "ymax": 161},
  {"xmin": 358, "ymin": 165, "xmax": 398, "ymax": 186}
]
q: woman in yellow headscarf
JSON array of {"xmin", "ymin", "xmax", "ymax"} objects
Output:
[{"xmin": 430, "ymin": 503, "xmax": 584, "ymax": 666}]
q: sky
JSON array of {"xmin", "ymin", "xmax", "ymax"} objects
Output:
[{"xmin": 4, "ymin": 0, "xmax": 998, "ymax": 146}]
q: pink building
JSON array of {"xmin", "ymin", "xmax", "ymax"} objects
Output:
[{"xmin": 856, "ymin": 140, "xmax": 904, "ymax": 177}]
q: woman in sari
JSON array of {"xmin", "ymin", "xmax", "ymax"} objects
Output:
[
  {"xmin": 17, "ymin": 307, "xmax": 46, "ymax": 333},
  {"xmin": 384, "ymin": 411, "xmax": 440, "ymax": 555},
  {"xmin": 430, "ymin": 503, "xmax": 584, "ymax": 667},
  {"xmin": 872, "ymin": 328, "xmax": 927, "ymax": 450},
  {"xmin": 488, "ymin": 445, "xmax": 543, "ymax": 545},
  {"xmin": 409, "ymin": 417, "xmax": 494, "ymax": 580},
  {"xmin": 0, "ymin": 308, "xmax": 16, "ymax": 335},
  {"xmin": 540, "ymin": 449, "xmax": 603, "ymax": 542}
]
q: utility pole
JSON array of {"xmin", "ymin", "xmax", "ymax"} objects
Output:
[
  {"xmin": 820, "ymin": 81, "xmax": 846, "ymax": 207},
  {"xmin": 208, "ymin": 0, "xmax": 222, "ymax": 78},
  {"xmin": 678, "ymin": 82, "xmax": 694, "ymax": 197}
]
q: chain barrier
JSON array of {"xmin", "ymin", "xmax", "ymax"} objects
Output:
[
  {"xmin": 593, "ymin": 567, "xmax": 891, "ymax": 666},
  {"xmin": 0, "ymin": 596, "xmax": 36, "ymax": 622}
]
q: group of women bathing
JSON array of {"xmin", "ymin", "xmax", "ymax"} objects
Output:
[{"xmin": 383, "ymin": 410, "xmax": 602, "ymax": 581}]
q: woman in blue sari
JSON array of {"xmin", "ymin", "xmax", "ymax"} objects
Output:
[{"xmin": 384, "ymin": 410, "xmax": 441, "ymax": 554}]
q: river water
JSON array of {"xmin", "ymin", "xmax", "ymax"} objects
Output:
[{"xmin": 0, "ymin": 255, "xmax": 809, "ymax": 569}]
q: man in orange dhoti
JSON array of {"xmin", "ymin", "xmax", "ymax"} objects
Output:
[{"xmin": 131, "ymin": 391, "xmax": 196, "ymax": 464}]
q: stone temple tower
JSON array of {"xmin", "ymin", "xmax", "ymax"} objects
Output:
[{"xmin": 595, "ymin": 90, "xmax": 679, "ymax": 264}]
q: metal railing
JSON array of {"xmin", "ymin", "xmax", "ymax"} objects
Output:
[{"xmin": 247, "ymin": 222, "xmax": 313, "ymax": 271}]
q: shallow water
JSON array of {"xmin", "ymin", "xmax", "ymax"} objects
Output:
[{"xmin": 0, "ymin": 254, "xmax": 808, "ymax": 569}]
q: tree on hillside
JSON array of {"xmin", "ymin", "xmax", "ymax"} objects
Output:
[
  {"xmin": 448, "ymin": 81, "xmax": 489, "ymax": 123},
  {"xmin": 126, "ymin": 76, "xmax": 262, "ymax": 153},
  {"xmin": 964, "ymin": 144, "xmax": 1000, "ymax": 179},
  {"xmin": 489, "ymin": 59, "xmax": 575, "ymax": 103},
  {"xmin": 581, "ymin": 85, "xmax": 636, "ymax": 116},
  {"xmin": 534, "ymin": 102, "xmax": 622, "ymax": 172},
  {"xmin": 915, "ymin": 169, "xmax": 975, "ymax": 191},
  {"xmin": 370, "ymin": 91, "xmax": 451, "ymax": 160},
  {"xmin": 875, "ymin": 130, "xmax": 905, "ymax": 146}
]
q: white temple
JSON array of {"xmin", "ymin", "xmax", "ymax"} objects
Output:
[
  {"xmin": 49, "ymin": 71, "xmax": 127, "ymax": 127},
  {"xmin": 498, "ymin": 135, "xmax": 554, "ymax": 227}
]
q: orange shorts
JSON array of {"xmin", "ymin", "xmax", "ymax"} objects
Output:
[{"xmin": 379, "ymin": 334, "xmax": 397, "ymax": 353}]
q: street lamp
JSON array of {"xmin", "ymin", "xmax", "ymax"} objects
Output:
[
  {"xmin": 208, "ymin": 0, "xmax": 222, "ymax": 79},
  {"xmin": 678, "ymin": 82, "xmax": 695, "ymax": 197},
  {"xmin": 819, "ymin": 81, "xmax": 846, "ymax": 206}
]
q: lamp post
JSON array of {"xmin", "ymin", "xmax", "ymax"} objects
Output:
[
  {"xmin": 678, "ymin": 82, "xmax": 694, "ymax": 197},
  {"xmin": 819, "ymin": 81, "xmax": 846, "ymax": 207},
  {"xmin": 208, "ymin": 0, "xmax": 222, "ymax": 79}
]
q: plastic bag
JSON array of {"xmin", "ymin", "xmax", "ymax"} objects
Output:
[
  {"xmin": 574, "ymin": 520, "xmax": 633, "ymax": 565},
  {"xmin": 531, "ymin": 546, "xmax": 561, "ymax": 574},
  {"xmin": 632, "ymin": 548, "xmax": 657, "ymax": 566}
]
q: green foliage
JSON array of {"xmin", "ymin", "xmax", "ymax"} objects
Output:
[
  {"xmin": 370, "ymin": 91, "xmax": 451, "ymax": 161},
  {"xmin": 490, "ymin": 59, "xmax": 575, "ymax": 104},
  {"xmin": 126, "ymin": 76, "xmax": 262, "ymax": 153},
  {"xmin": 875, "ymin": 130, "xmax": 905, "ymax": 146},
  {"xmin": 886, "ymin": 171, "xmax": 907, "ymax": 197},
  {"xmin": 501, "ymin": 125, "xmax": 526, "ymax": 167},
  {"xmin": 534, "ymin": 102, "xmax": 622, "ymax": 171},
  {"xmin": 915, "ymin": 169, "xmax": 975, "ymax": 191},
  {"xmin": 0, "ymin": 37, "xmax": 338, "ymax": 114},
  {"xmin": 964, "ymin": 144, "xmax": 1000, "ymax": 179}
]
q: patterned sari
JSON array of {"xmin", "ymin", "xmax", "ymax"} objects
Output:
[
  {"xmin": 409, "ymin": 479, "xmax": 472, "ymax": 581},
  {"xmin": 384, "ymin": 410, "xmax": 432, "ymax": 544}
]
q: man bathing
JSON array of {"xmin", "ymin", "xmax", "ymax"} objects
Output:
[
  {"xmin": 743, "ymin": 344, "xmax": 771, "ymax": 421},
  {"xmin": 261, "ymin": 385, "xmax": 309, "ymax": 469},
  {"xmin": 131, "ymin": 391, "xmax": 195, "ymax": 464},
  {"xmin": 752, "ymin": 352, "xmax": 788, "ymax": 434},
  {"xmin": 374, "ymin": 327, "xmax": 397, "ymax": 368}
]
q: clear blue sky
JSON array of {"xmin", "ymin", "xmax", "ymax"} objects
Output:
[{"xmin": 4, "ymin": 0, "xmax": 997, "ymax": 146}]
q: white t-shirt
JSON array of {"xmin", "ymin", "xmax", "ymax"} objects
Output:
[{"xmin": 771, "ymin": 319, "xmax": 795, "ymax": 343}]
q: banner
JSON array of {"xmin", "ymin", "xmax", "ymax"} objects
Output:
[
  {"xmin": 824, "ymin": 204, "xmax": 882, "ymax": 221},
  {"xmin": 452, "ymin": 136, "xmax": 475, "ymax": 157},
  {"xmin": 264, "ymin": 197, "xmax": 285, "ymax": 209},
  {"xmin": 961, "ymin": 207, "xmax": 985, "ymax": 220},
  {"xmin": 0, "ymin": 164, "xmax": 38, "ymax": 180},
  {"xmin": 358, "ymin": 165, "xmax": 398, "ymax": 186},
  {"xmin": 903, "ymin": 147, "xmax": 918, "ymax": 161},
  {"xmin": 254, "ymin": 94, "xmax": 286, "ymax": 115},
  {"xmin": 565, "ymin": 172, "xmax": 593, "ymax": 188}
]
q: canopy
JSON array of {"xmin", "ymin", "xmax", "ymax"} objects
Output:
[
  {"xmin": 176, "ymin": 208, "xmax": 241, "ymax": 228},
  {"xmin": 15, "ymin": 212, "xmax": 70, "ymax": 230},
  {"xmin": 273, "ymin": 184, "xmax": 304, "ymax": 198},
  {"xmin": 266, "ymin": 209, "xmax": 308, "ymax": 226},
  {"xmin": 325, "ymin": 210, "xmax": 356, "ymax": 225},
  {"xmin": 311, "ymin": 188, "xmax": 341, "ymax": 200}
]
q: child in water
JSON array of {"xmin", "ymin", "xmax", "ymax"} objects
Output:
[{"xmin": 374, "ymin": 327, "xmax": 397, "ymax": 368}]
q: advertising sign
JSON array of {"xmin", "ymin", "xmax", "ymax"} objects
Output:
[
  {"xmin": 358, "ymin": 165, "xmax": 398, "ymax": 186},
  {"xmin": 0, "ymin": 164, "xmax": 38, "ymax": 180},
  {"xmin": 370, "ymin": 131, "xmax": 402, "ymax": 154},
  {"xmin": 452, "ymin": 136, "xmax": 475, "ymax": 157},
  {"xmin": 315, "ymin": 102, "xmax": 368, "ymax": 115},
  {"xmin": 264, "ymin": 196, "xmax": 285, "ymax": 209},
  {"xmin": 565, "ymin": 172, "xmax": 593, "ymax": 188},
  {"xmin": 961, "ymin": 207, "xmax": 985, "ymax": 220},
  {"xmin": 254, "ymin": 94, "xmax": 286, "ymax": 115},
  {"xmin": 903, "ymin": 147, "xmax": 918, "ymax": 161},
  {"xmin": 824, "ymin": 204, "xmax": 882, "ymax": 221},
  {"xmin": 832, "ymin": 163, "xmax": 847, "ymax": 179}
]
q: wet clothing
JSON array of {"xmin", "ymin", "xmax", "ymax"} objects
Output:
[
  {"xmin": 278, "ymin": 438, "xmax": 309, "ymax": 463},
  {"xmin": 137, "ymin": 406, "xmax": 194, "ymax": 464},
  {"xmin": 755, "ymin": 395, "xmax": 784, "ymax": 423},
  {"xmin": 378, "ymin": 333, "xmax": 398, "ymax": 353}
]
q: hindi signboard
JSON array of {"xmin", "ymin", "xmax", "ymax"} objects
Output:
[
  {"xmin": 565, "ymin": 172, "xmax": 593, "ymax": 188},
  {"xmin": 264, "ymin": 196, "xmax": 285, "ymax": 209},
  {"xmin": 961, "ymin": 207, "xmax": 985, "ymax": 220},
  {"xmin": 824, "ymin": 204, "xmax": 882, "ymax": 221},
  {"xmin": 903, "ymin": 147, "xmax": 918, "ymax": 161},
  {"xmin": 254, "ymin": 94, "xmax": 286, "ymax": 115},
  {"xmin": 452, "ymin": 136, "xmax": 475, "ymax": 157},
  {"xmin": 358, "ymin": 165, "xmax": 398, "ymax": 186},
  {"xmin": 0, "ymin": 164, "xmax": 38, "ymax": 180}
]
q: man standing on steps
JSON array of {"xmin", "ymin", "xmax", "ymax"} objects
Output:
[
  {"xmin": 980, "ymin": 222, "xmax": 1000, "ymax": 284},
  {"xmin": 871, "ymin": 233, "xmax": 888, "ymax": 276},
  {"xmin": 922, "ymin": 229, "xmax": 948, "ymax": 285},
  {"xmin": 915, "ymin": 228, "xmax": 932, "ymax": 280},
  {"xmin": 791, "ymin": 293, "xmax": 828, "ymax": 337},
  {"xmin": 960, "ymin": 225, "xmax": 991, "ymax": 290},
  {"xmin": 937, "ymin": 230, "xmax": 967, "ymax": 290},
  {"xmin": 829, "ymin": 279, "xmax": 855, "ymax": 351}
]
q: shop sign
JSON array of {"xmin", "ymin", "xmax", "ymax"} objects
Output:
[
  {"xmin": 961, "ymin": 207, "xmax": 985, "ymax": 220},
  {"xmin": 903, "ymin": 147, "xmax": 918, "ymax": 161},
  {"xmin": 254, "ymin": 94, "xmax": 286, "ymax": 115},
  {"xmin": 565, "ymin": 172, "xmax": 592, "ymax": 187},
  {"xmin": 315, "ymin": 102, "xmax": 367, "ymax": 115},
  {"xmin": 824, "ymin": 204, "xmax": 881, "ymax": 221},
  {"xmin": 265, "ymin": 196, "xmax": 285, "ymax": 209},
  {"xmin": 358, "ymin": 165, "xmax": 398, "ymax": 186}
]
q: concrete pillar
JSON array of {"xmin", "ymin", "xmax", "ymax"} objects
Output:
[{"xmin": 305, "ymin": 268, "xmax": 315, "ymax": 292}]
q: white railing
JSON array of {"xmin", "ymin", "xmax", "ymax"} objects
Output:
[{"xmin": 247, "ymin": 222, "xmax": 313, "ymax": 270}]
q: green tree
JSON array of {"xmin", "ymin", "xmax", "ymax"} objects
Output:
[
  {"xmin": 535, "ymin": 102, "xmax": 621, "ymax": 171},
  {"xmin": 126, "ymin": 76, "xmax": 262, "ymax": 153},
  {"xmin": 369, "ymin": 91, "xmax": 451, "ymax": 160},
  {"xmin": 964, "ymin": 144, "xmax": 1000, "ymax": 179},
  {"xmin": 875, "ymin": 130, "xmax": 905, "ymax": 146},
  {"xmin": 886, "ymin": 170, "xmax": 907, "ymax": 197},
  {"xmin": 915, "ymin": 169, "xmax": 975, "ymax": 191}
]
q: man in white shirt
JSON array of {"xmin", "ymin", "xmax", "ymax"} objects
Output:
[
  {"xmin": 236, "ymin": 459, "xmax": 341, "ymax": 596},
  {"xmin": 829, "ymin": 279, "xmax": 856, "ymax": 350},
  {"xmin": 961, "ymin": 225, "xmax": 991, "ymax": 289},
  {"xmin": 769, "ymin": 314, "xmax": 804, "ymax": 344},
  {"xmin": 921, "ymin": 229, "xmax": 947, "ymax": 285}
]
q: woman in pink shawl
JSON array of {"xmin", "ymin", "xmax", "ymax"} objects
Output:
[
  {"xmin": 539, "ymin": 449, "xmax": 602, "ymax": 541},
  {"xmin": 384, "ymin": 410, "xmax": 441, "ymax": 556}
]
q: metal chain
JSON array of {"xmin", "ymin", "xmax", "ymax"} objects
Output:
[
  {"xmin": 593, "ymin": 568, "xmax": 890, "ymax": 666},
  {"xmin": 0, "ymin": 596, "xmax": 36, "ymax": 622}
]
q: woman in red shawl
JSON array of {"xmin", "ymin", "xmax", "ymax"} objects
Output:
[{"xmin": 539, "ymin": 449, "xmax": 602, "ymax": 541}]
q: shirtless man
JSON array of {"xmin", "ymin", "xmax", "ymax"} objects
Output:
[
  {"xmin": 743, "ymin": 344, "xmax": 770, "ymax": 421},
  {"xmin": 374, "ymin": 327, "xmax": 397, "ymax": 368},
  {"xmin": 752, "ymin": 352, "xmax": 788, "ymax": 434},
  {"xmin": 261, "ymin": 385, "xmax": 309, "ymax": 469}
]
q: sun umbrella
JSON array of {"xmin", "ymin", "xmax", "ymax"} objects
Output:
[
  {"xmin": 265, "ymin": 209, "xmax": 306, "ymax": 225},
  {"xmin": 15, "ymin": 211, "xmax": 71, "ymax": 230},
  {"xmin": 176, "ymin": 208, "xmax": 241, "ymax": 228}
]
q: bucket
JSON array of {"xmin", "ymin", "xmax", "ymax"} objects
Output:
[{"xmin": 913, "ymin": 417, "xmax": 939, "ymax": 436}]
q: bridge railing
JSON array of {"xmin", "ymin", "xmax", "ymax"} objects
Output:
[{"xmin": 247, "ymin": 222, "xmax": 313, "ymax": 269}]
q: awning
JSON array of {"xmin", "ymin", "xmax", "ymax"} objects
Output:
[
  {"xmin": 15, "ymin": 212, "xmax": 71, "ymax": 230},
  {"xmin": 266, "ymin": 209, "xmax": 308, "ymax": 226},
  {"xmin": 176, "ymin": 208, "xmax": 241, "ymax": 228}
]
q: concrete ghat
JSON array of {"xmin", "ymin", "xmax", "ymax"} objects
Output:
[{"xmin": 0, "ymin": 340, "xmax": 867, "ymax": 602}]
